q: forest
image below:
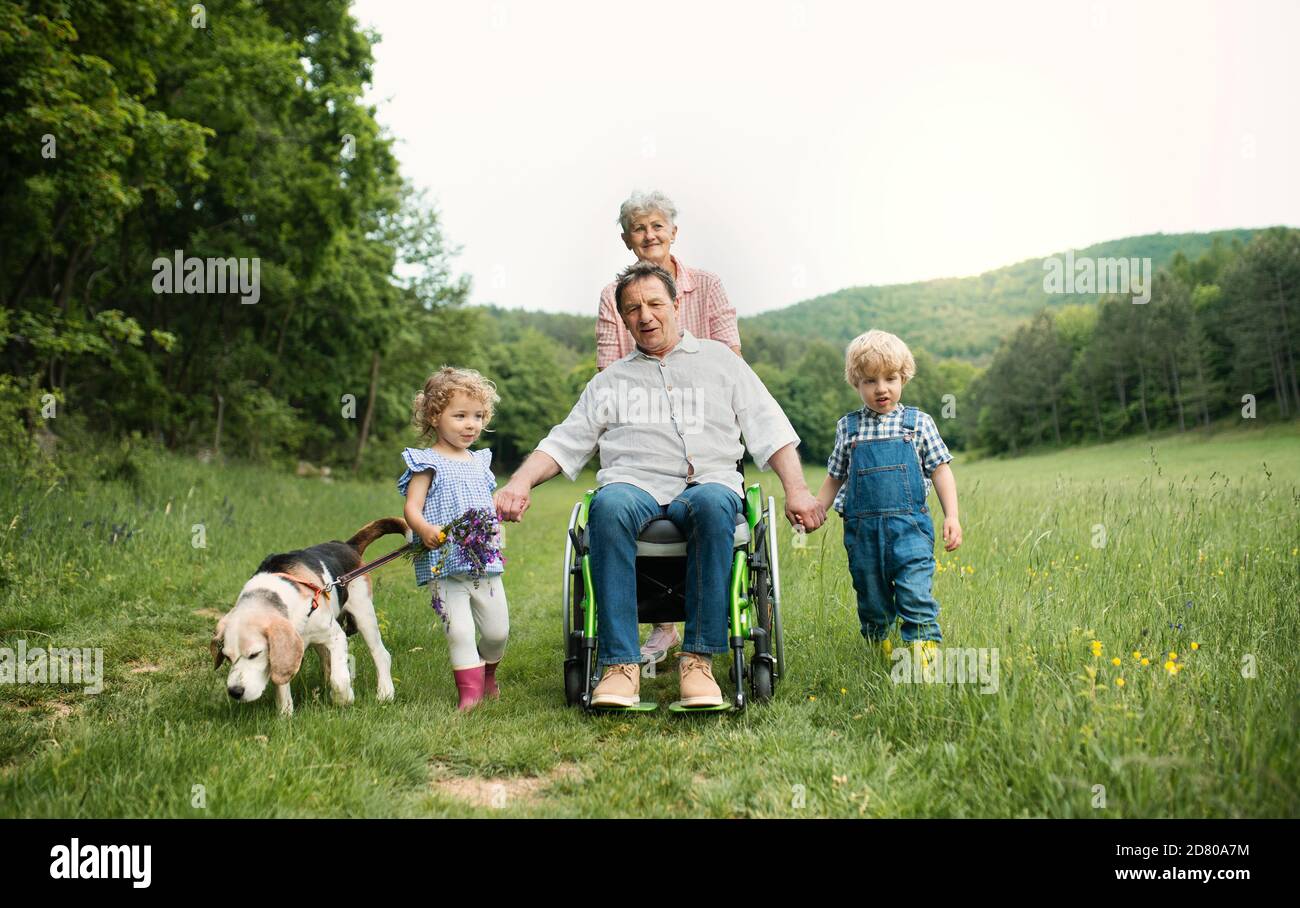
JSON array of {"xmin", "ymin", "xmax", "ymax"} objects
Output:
[{"xmin": 2, "ymin": 1, "xmax": 1295, "ymax": 482}]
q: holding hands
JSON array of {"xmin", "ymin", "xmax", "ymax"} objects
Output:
[
  {"xmin": 767, "ymin": 444, "xmax": 825, "ymax": 532},
  {"xmin": 493, "ymin": 481, "xmax": 531, "ymax": 522},
  {"xmin": 783, "ymin": 486, "xmax": 826, "ymax": 532},
  {"xmin": 493, "ymin": 451, "xmax": 562, "ymax": 523}
]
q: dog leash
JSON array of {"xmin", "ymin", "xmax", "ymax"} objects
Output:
[
  {"xmin": 274, "ymin": 532, "xmax": 417, "ymax": 615},
  {"xmin": 326, "ymin": 535, "xmax": 417, "ymax": 595}
]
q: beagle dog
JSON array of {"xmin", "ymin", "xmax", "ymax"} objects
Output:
[{"xmin": 211, "ymin": 517, "xmax": 408, "ymax": 715}]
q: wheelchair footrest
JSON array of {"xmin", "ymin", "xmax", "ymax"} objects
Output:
[
  {"xmin": 588, "ymin": 701, "xmax": 659, "ymax": 712},
  {"xmin": 668, "ymin": 700, "xmax": 734, "ymax": 713}
]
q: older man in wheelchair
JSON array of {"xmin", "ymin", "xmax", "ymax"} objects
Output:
[{"xmin": 493, "ymin": 260, "xmax": 825, "ymax": 710}]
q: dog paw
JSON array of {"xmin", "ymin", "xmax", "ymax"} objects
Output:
[{"xmin": 377, "ymin": 684, "xmax": 395, "ymax": 702}]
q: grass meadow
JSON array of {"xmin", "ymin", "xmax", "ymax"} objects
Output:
[{"xmin": 1, "ymin": 422, "xmax": 1297, "ymax": 817}]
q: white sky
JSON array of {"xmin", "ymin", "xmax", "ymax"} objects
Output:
[{"xmin": 353, "ymin": 0, "xmax": 1299, "ymax": 316}]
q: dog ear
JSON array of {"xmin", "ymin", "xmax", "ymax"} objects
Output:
[
  {"xmin": 210, "ymin": 614, "xmax": 230, "ymax": 670},
  {"xmin": 266, "ymin": 615, "xmax": 305, "ymax": 685}
]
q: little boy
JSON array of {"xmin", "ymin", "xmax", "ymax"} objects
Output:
[{"xmin": 815, "ymin": 329, "xmax": 962, "ymax": 650}]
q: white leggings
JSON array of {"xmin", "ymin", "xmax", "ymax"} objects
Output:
[{"xmin": 434, "ymin": 575, "xmax": 509, "ymax": 669}]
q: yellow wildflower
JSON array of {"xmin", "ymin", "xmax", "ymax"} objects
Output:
[
  {"xmin": 1169, "ymin": 651, "xmax": 1177, "ymax": 660},
  {"xmin": 1132, "ymin": 650, "xmax": 1141, "ymax": 660},
  {"xmin": 1115, "ymin": 677, "xmax": 1125, "ymax": 688},
  {"xmin": 1111, "ymin": 657, "xmax": 1121, "ymax": 666},
  {"xmin": 1190, "ymin": 642, "xmax": 1200, "ymax": 651},
  {"xmin": 1090, "ymin": 640, "xmax": 1103, "ymax": 657},
  {"xmin": 1141, "ymin": 658, "xmax": 1150, "ymax": 667}
]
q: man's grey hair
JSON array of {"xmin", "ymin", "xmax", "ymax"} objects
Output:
[
  {"xmin": 614, "ymin": 260, "xmax": 677, "ymax": 313},
  {"xmin": 618, "ymin": 190, "xmax": 678, "ymax": 233}
]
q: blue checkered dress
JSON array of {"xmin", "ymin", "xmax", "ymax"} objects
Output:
[
  {"xmin": 397, "ymin": 447, "xmax": 504, "ymax": 585},
  {"xmin": 826, "ymin": 406, "xmax": 952, "ymax": 515}
]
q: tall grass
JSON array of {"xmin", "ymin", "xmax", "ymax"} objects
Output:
[{"xmin": 0, "ymin": 423, "xmax": 1296, "ymax": 817}]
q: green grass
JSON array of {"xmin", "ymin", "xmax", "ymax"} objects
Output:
[{"xmin": 1, "ymin": 422, "xmax": 1297, "ymax": 817}]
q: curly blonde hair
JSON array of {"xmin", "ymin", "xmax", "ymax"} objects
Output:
[
  {"xmin": 844, "ymin": 330, "xmax": 916, "ymax": 386},
  {"xmin": 411, "ymin": 366, "xmax": 500, "ymax": 443}
]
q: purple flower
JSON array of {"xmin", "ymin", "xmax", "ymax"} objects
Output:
[
  {"xmin": 431, "ymin": 593, "xmax": 450, "ymax": 631},
  {"xmin": 413, "ymin": 507, "xmax": 503, "ymax": 613}
]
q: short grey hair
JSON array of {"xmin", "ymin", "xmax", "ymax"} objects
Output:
[
  {"xmin": 618, "ymin": 190, "xmax": 678, "ymax": 233},
  {"xmin": 614, "ymin": 260, "xmax": 677, "ymax": 313}
]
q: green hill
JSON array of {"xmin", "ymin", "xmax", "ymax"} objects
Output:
[{"xmin": 741, "ymin": 229, "xmax": 1260, "ymax": 363}]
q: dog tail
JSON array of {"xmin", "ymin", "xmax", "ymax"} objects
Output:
[{"xmin": 347, "ymin": 517, "xmax": 410, "ymax": 557}]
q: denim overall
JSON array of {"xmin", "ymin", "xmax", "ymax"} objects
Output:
[{"xmin": 841, "ymin": 406, "xmax": 942, "ymax": 643}]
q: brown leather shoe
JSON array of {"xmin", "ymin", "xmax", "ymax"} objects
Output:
[
  {"xmin": 677, "ymin": 652, "xmax": 723, "ymax": 707},
  {"xmin": 591, "ymin": 663, "xmax": 640, "ymax": 707}
]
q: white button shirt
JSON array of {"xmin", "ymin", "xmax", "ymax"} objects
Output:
[{"xmin": 536, "ymin": 331, "xmax": 800, "ymax": 504}]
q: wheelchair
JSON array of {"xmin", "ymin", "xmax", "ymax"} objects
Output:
[{"xmin": 562, "ymin": 480, "xmax": 785, "ymax": 712}]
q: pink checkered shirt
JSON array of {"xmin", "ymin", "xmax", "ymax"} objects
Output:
[{"xmin": 596, "ymin": 256, "xmax": 741, "ymax": 369}]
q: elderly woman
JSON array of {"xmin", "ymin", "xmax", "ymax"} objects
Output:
[
  {"xmin": 597, "ymin": 190, "xmax": 741, "ymax": 368},
  {"xmin": 596, "ymin": 190, "xmax": 743, "ymax": 665}
]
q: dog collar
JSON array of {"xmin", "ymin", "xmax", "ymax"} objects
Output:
[{"xmin": 270, "ymin": 572, "xmax": 331, "ymax": 613}]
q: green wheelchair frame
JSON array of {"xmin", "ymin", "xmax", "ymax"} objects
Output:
[{"xmin": 562, "ymin": 483, "xmax": 785, "ymax": 712}]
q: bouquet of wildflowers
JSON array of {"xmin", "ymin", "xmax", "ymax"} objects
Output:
[{"xmin": 405, "ymin": 507, "xmax": 504, "ymax": 629}]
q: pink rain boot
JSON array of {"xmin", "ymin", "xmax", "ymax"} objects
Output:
[
  {"xmin": 483, "ymin": 661, "xmax": 501, "ymax": 699},
  {"xmin": 453, "ymin": 665, "xmax": 485, "ymax": 712}
]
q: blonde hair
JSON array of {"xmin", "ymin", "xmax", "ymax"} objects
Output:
[
  {"xmin": 844, "ymin": 330, "xmax": 916, "ymax": 386},
  {"xmin": 411, "ymin": 366, "xmax": 500, "ymax": 443}
]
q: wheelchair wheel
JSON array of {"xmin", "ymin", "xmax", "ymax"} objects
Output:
[
  {"xmin": 752, "ymin": 496, "xmax": 784, "ymax": 664},
  {"xmin": 741, "ymin": 494, "xmax": 781, "ymax": 704},
  {"xmin": 766, "ymin": 495, "xmax": 786, "ymax": 679},
  {"xmin": 752, "ymin": 560, "xmax": 773, "ymax": 652},
  {"xmin": 562, "ymin": 501, "xmax": 582, "ymax": 642},
  {"xmin": 564, "ymin": 658, "xmax": 584, "ymax": 706},
  {"xmin": 750, "ymin": 657, "xmax": 774, "ymax": 702},
  {"xmin": 562, "ymin": 501, "xmax": 584, "ymax": 706},
  {"xmin": 750, "ymin": 552, "xmax": 777, "ymax": 703}
]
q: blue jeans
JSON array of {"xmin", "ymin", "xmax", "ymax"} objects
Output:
[
  {"xmin": 587, "ymin": 482, "xmax": 741, "ymax": 666},
  {"xmin": 843, "ymin": 513, "xmax": 942, "ymax": 643}
]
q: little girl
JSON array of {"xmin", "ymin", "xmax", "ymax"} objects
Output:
[{"xmin": 398, "ymin": 366, "xmax": 507, "ymax": 712}]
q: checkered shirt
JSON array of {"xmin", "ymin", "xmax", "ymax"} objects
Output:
[
  {"xmin": 397, "ymin": 447, "xmax": 504, "ymax": 585},
  {"xmin": 826, "ymin": 406, "xmax": 952, "ymax": 515}
]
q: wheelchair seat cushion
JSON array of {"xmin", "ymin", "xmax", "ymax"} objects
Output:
[{"xmin": 635, "ymin": 512, "xmax": 749, "ymax": 557}]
